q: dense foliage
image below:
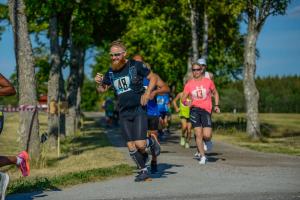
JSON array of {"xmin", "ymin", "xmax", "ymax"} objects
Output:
[
  {"xmin": 220, "ymin": 76, "xmax": 300, "ymax": 113},
  {"xmin": 0, "ymin": 1, "xmax": 296, "ymax": 114}
]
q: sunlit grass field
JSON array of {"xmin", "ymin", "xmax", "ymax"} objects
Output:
[
  {"xmin": 172, "ymin": 112, "xmax": 300, "ymax": 155},
  {"xmin": 212, "ymin": 113, "xmax": 300, "ymax": 155}
]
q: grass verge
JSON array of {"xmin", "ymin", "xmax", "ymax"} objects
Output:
[
  {"xmin": 212, "ymin": 113, "xmax": 300, "ymax": 156},
  {"xmin": 1, "ymin": 112, "xmax": 133, "ymax": 195},
  {"xmin": 8, "ymin": 164, "xmax": 133, "ymax": 195}
]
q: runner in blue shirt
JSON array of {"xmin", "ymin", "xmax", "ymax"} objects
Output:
[
  {"xmin": 157, "ymin": 93, "xmax": 171, "ymax": 137},
  {"xmin": 134, "ymin": 54, "xmax": 170, "ymax": 174}
]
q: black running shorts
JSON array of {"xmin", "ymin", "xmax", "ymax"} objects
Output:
[
  {"xmin": 189, "ymin": 107, "xmax": 212, "ymax": 128},
  {"xmin": 119, "ymin": 112, "xmax": 148, "ymax": 142},
  {"xmin": 147, "ymin": 116, "xmax": 159, "ymax": 131}
]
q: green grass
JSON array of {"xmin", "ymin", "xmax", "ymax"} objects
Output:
[
  {"xmin": 7, "ymin": 164, "xmax": 133, "ymax": 194},
  {"xmin": 0, "ymin": 112, "xmax": 133, "ymax": 195},
  {"xmin": 210, "ymin": 113, "xmax": 300, "ymax": 156}
]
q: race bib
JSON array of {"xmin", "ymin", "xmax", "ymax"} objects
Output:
[
  {"xmin": 191, "ymin": 86, "xmax": 207, "ymax": 100},
  {"xmin": 113, "ymin": 76, "xmax": 132, "ymax": 95}
]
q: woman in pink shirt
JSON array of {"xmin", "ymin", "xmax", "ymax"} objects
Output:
[{"xmin": 182, "ymin": 58, "xmax": 220, "ymax": 165}]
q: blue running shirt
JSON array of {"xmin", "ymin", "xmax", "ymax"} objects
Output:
[{"xmin": 143, "ymin": 78, "xmax": 160, "ymax": 116}]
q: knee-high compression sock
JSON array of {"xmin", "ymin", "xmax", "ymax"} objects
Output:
[
  {"xmin": 129, "ymin": 149, "xmax": 146, "ymax": 169},
  {"xmin": 141, "ymin": 151, "xmax": 149, "ymax": 164}
]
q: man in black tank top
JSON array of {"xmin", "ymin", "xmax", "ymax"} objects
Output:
[{"xmin": 95, "ymin": 40, "xmax": 160, "ymax": 182}]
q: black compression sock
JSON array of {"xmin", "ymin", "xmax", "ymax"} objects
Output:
[{"xmin": 129, "ymin": 149, "xmax": 146, "ymax": 169}]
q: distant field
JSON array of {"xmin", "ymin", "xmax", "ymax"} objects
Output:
[
  {"xmin": 212, "ymin": 113, "xmax": 300, "ymax": 137},
  {"xmin": 212, "ymin": 113, "xmax": 300, "ymax": 155},
  {"xmin": 172, "ymin": 112, "xmax": 300, "ymax": 156}
]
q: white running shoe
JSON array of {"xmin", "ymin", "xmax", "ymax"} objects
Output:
[
  {"xmin": 184, "ymin": 142, "xmax": 190, "ymax": 149},
  {"xmin": 194, "ymin": 152, "xmax": 200, "ymax": 158},
  {"xmin": 203, "ymin": 142, "xmax": 207, "ymax": 151},
  {"xmin": 180, "ymin": 137, "xmax": 185, "ymax": 146},
  {"xmin": 199, "ymin": 156, "xmax": 207, "ymax": 165},
  {"xmin": 0, "ymin": 172, "xmax": 9, "ymax": 200}
]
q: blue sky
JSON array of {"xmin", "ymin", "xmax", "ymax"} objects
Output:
[{"xmin": 1, "ymin": 0, "xmax": 300, "ymax": 79}]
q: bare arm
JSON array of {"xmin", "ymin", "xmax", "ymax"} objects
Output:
[
  {"xmin": 149, "ymin": 74, "xmax": 170, "ymax": 99},
  {"xmin": 172, "ymin": 92, "xmax": 182, "ymax": 112},
  {"xmin": 0, "ymin": 73, "xmax": 16, "ymax": 96},
  {"xmin": 212, "ymin": 88, "xmax": 220, "ymax": 113},
  {"xmin": 181, "ymin": 91, "xmax": 189, "ymax": 106},
  {"xmin": 141, "ymin": 71, "xmax": 158, "ymax": 105}
]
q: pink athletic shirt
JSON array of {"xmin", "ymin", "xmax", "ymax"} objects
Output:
[{"xmin": 183, "ymin": 77, "xmax": 215, "ymax": 113}]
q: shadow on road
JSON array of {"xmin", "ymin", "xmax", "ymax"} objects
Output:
[
  {"xmin": 7, "ymin": 187, "xmax": 61, "ymax": 200},
  {"xmin": 150, "ymin": 163, "xmax": 184, "ymax": 179},
  {"xmin": 206, "ymin": 152, "xmax": 226, "ymax": 163}
]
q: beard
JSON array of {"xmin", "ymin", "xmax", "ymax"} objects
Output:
[{"xmin": 111, "ymin": 58, "xmax": 126, "ymax": 71}]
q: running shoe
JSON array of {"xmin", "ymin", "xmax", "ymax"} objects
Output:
[
  {"xmin": 150, "ymin": 161, "xmax": 158, "ymax": 174},
  {"xmin": 194, "ymin": 152, "xmax": 200, "ymax": 159},
  {"xmin": 150, "ymin": 134, "xmax": 161, "ymax": 157},
  {"xmin": 134, "ymin": 170, "xmax": 151, "ymax": 182},
  {"xmin": 0, "ymin": 172, "xmax": 9, "ymax": 200},
  {"xmin": 199, "ymin": 156, "xmax": 207, "ymax": 165},
  {"xmin": 184, "ymin": 142, "xmax": 190, "ymax": 149},
  {"xmin": 180, "ymin": 137, "xmax": 185, "ymax": 146},
  {"xmin": 17, "ymin": 151, "xmax": 30, "ymax": 176},
  {"xmin": 203, "ymin": 142, "xmax": 207, "ymax": 151},
  {"xmin": 204, "ymin": 140, "xmax": 213, "ymax": 151}
]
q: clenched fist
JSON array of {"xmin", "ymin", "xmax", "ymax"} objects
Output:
[{"xmin": 95, "ymin": 73, "xmax": 104, "ymax": 85}]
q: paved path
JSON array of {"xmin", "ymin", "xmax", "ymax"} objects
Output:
[{"xmin": 7, "ymin": 113, "xmax": 300, "ymax": 200}]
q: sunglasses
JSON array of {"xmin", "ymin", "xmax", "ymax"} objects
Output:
[
  {"xmin": 192, "ymin": 68, "xmax": 202, "ymax": 72},
  {"xmin": 110, "ymin": 51, "xmax": 125, "ymax": 57}
]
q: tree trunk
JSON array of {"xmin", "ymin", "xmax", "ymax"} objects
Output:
[
  {"xmin": 185, "ymin": 0, "xmax": 199, "ymax": 83},
  {"xmin": 76, "ymin": 52, "xmax": 85, "ymax": 129},
  {"xmin": 8, "ymin": 0, "xmax": 40, "ymax": 159},
  {"xmin": 48, "ymin": 15, "xmax": 61, "ymax": 146},
  {"xmin": 59, "ymin": 70, "xmax": 66, "ymax": 139},
  {"xmin": 190, "ymin": 1, "xmax": 199, "ymax": 63},
  {"xmin": 201, "ymin": 7, "xmax": 208, "ymax": 59},
  {"xmin": 66, "ymin": 45, "xmax": 84, "ymax": 136},
  {"xmin": 243, "ymin": 20, "xmax": 260, "ymax": 139}
]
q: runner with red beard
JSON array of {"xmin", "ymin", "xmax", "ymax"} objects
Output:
[{"xmin": 95, "ymin": 41, "xmax": 160, "ymax": 181}]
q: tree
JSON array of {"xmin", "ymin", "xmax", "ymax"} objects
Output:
[
  {"xmin": 243, "ymin": 0, "xmax": 290, "ymax": 139},
  {"xmin": 112, "ymin": 0, "xmax": 191, "ymax": 92},
  {"xmin": 0, "ymin": 3, "xmax": 8, "ymax": 40},
  {"xmin": 8, "ymin": 0, "xmax": 40, "ymax": 159},
  {"xmin": 189, "ymin": 0, "xmax": 200, "ymax": 63}
]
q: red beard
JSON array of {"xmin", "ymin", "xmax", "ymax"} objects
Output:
[{"xmin": 111, "ymin": 59, "xmax": 126, "ymax": 71}]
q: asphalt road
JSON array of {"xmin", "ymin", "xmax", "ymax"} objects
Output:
[{"xmin": 7, "ymin": 113, "xmax": 300, "ymax": 200}]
